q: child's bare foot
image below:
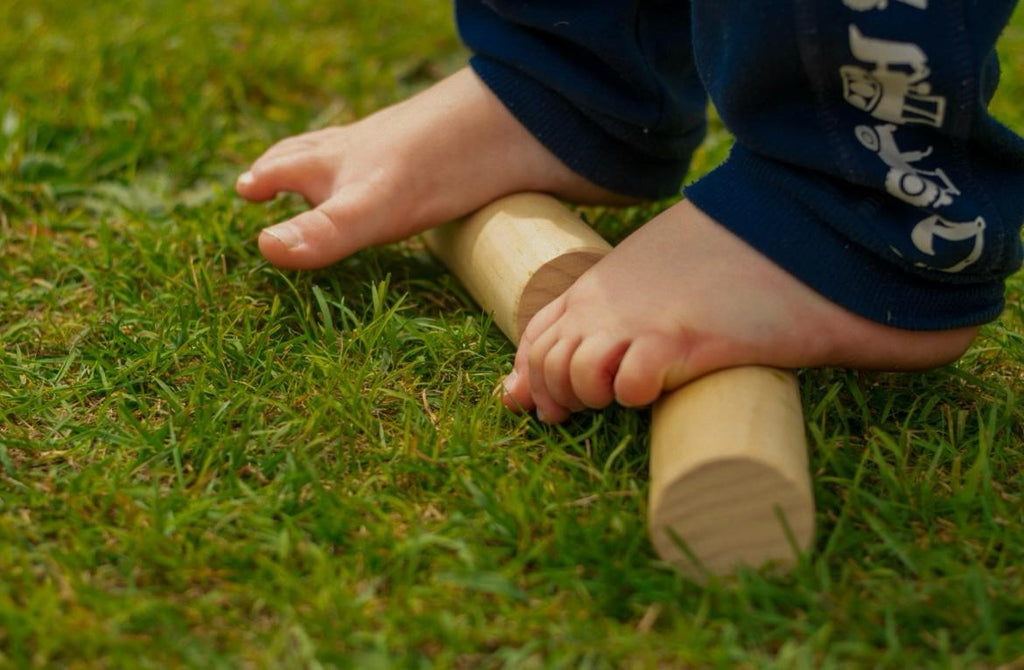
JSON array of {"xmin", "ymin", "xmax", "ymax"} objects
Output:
[
  {"xmin": 502, "ymin": 200, "xmax": 980, "ymax": 423},
  {"xmin": 236, "ymin": 68, "xmax": 632, "ymax": 269}
]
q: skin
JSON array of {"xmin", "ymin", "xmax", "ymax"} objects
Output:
[
  {"xmin": 238, "ymin": 68, "xmax": 979, "ymax": 424},
  {"xmin": 236, "ymin": 68, "xmax": 630, "ymax": 270},
  {"xmin": 501, "ymin": 201, "xmax": 978, "ymax": 423}
]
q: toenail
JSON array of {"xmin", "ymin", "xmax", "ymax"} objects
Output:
[
  {"xmin": 237, "ymin": 171, "xmax": 254, "ymax": 186},
  {"xmin": 262, "ymin": 223, "xmax": 305, "ymax": 250},
  {"xmin": 536, "ymin": 407, "xmax": 550, "ymax": 424},
  {"xmin": 502, "ymin": 371, "xmax": 518, "ymax": 394}
]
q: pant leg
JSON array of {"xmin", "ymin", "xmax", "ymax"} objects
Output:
[
  {"xmin": 684, "ymin": 0, "xmax": 1024, "ymax": 329},
  {"xmin": 455, "ymin": 0, "xmax": 708, "ymax": 199}
]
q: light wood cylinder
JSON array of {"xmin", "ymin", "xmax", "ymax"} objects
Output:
[
  {"xmin": 423, "ymin": 193, "xmax": 610, "ymax": 345},
  {"xmin": 649, "ymin": 366, "xmax": 814, "ymax": 580},
  {"xmin": 424, "ymin": 193, "xmax": 815, "ymax": 580}
]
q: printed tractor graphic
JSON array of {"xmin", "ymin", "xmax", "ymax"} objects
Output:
[
  {"xmin": 841, "ymin": 25, "xmax": 945, "ymax": 127},
  {"xmin": 911, "ymin": 215, "xmax": 986, "ymax": 273},
  {"xmin": 855, "ymin": 124, "xmax": 959, "ymax": 208},
  {"xmin": 842, "ymin": 24, "xmax": 984, "ymax": 274},
  {"xmin": 854, "ymin": 123, "xmax": 986, "ymax": 273}
]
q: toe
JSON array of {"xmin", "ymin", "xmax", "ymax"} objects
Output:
[
  {"xmin": 536, "ymin": 403, "xmax": 572, "ymax": 425},
  {"xmin": 235, "ymin": 169, "xmax": 269, "ymax": 201},
  {"xmin": 526, "ymin": 328, "xmax": 573, "ymax": 423},
  {"xmin": 613, "ymin": 334, "xmax": 690, "ymax": 407},
  {"xmin": 569, "ymin": 333, "xmax": 629, "ymax": 409},
  {"xmin": 543, "ymin": 336, "xmax": 585, "ymax": 412},
  {"xmin": 257, "ymin": 131, "xmax": 323, "ymax": 161},
  {"xmin": 237, "ymin": 152, "xmax": 336, "ymax": 204},
  {"xmin": 502, "ymin": 297, "xmax": 567, "ymax": 411},
  {"xmin": 252, "ymin": 128, "xmax": 341, "ymax": 166},
  {"xmin": 516, "ymin": 294, "xmax": 567, "ymax": 348},
  {"xmin": 502, "ymin": 355, "xmax": 571, "ymax": 424},
  {"xmin": 502, "ymin": 298, "xmax": 577, "ymax": 423},
  {"xmin": 502, "ymin": 338, "xmax": 549, "ymax": 417},
  {"xmin": 501, "ymin": 368, "xmax": 534, "ymax": 413},
  {"xmin": 258, "ymin": 176, "xmax": 396, "ymax": 269}
]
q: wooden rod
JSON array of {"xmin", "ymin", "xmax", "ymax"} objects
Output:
[
  {"xmin": 423, "ymin": 193, "xmax": 610, "ymax": 344},
  {"xmin": 423, "ymin": 193, "xmax": 815, "ymax": 580}
]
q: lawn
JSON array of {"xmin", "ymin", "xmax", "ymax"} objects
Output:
[{"xmin": 2, "ymin": 1, "xmax": 1023, "ymax": 667}]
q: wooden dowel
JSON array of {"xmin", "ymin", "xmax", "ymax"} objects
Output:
[
  {"xmin": 423, "ymin": 193, "xmax": 610, "ymax": 344},
  {"xmin": 423, "ymin": 193, "xmax": 815, "ymax": 580},
  {"xmin": 648, "ymin": 366, "xmax": 814, "ymax": 579}
]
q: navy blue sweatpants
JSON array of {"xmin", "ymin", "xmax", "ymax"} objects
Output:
[{"xmin": 456, "ymin": 0, "xmax": 1024, "ymax": 330}]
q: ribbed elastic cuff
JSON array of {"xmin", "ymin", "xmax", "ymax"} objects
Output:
[
  {"xmin": 684, "ymin": 147, "xmax": 1006, "ymax": 330},
  {"xmin": 470, "ymin": 56, "xmax": 690, "ymax": 200}
]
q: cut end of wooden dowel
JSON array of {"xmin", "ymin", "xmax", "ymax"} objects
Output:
[
  {"xmin": 422, "ymin": 193, "xmax": 611, "ymax": 345},
  {"xmin": 514, "ymin": 248, "xmax": 608, "ymax": 344},
  {"xmin": 648, "ymin": 457, "xmax": 815, "ymax": 581}
]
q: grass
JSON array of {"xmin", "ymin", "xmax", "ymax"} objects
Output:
[{"xmin": 1, "ymin": 1, "xmax": 1023, "ymax": 667}]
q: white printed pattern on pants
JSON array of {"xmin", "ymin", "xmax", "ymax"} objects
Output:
[
  {"xmin": 839, "ymin": 9, "xmax": 985, "ymax": 273},
  {"xmin": 842, "ymin": 0, "xmax": 928, "ymax": 12}
]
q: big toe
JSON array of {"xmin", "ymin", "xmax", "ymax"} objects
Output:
[
  {"xmin": 569, "ymin": 333, "xmax": 629, "ymax": 409},
  {"xmin": 612, "ymin": 335, "xmax": 692, "ymax": 407},
  {"xmin": 258, "ymin": 178, "xmax": 399, "ymax": 269}
]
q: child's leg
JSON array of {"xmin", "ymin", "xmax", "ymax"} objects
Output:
[
  {"xmin": 237, "ymin": 0, "xmax": 706, "ymax": 269},
  {"xmin": 504, "ymin": 0, "xmax": 1024, "ymax": 422}
]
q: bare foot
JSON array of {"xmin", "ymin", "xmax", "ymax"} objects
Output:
[
  {"xmin": 502, "ymin": 200, "xmax": 980, "ymax": 423},
  {"xmin": 236, "ymin": 68, "xmax": 633, "ymax": 269}
]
